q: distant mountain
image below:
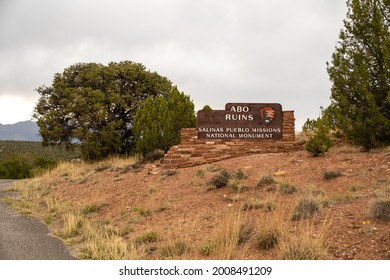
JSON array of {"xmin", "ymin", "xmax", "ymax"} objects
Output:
[{"xmin": 0, "ymin": 121, "xmax": 41, "ymax": 141}]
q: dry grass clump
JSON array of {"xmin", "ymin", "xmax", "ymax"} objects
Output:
[
  {"xmin": 370, "ymin": 199, "xmax": 390, "ymax": 221},
  {"xmin": 134, "ymin": 231, "xmax": 159, "ymax": 245},
  {"xmin": 279, "ymin": 183, "xmax": 297, "ymax": 195},
  {"xmin": 80, "ymin": 220, "xmax": 141, "ymax": 260},
  {"xmin": 302, "ymin": 185, "xmax": 325, "ymax": 197},
  {"xmin": 160, "ymin": 241, "xmax": 189, "ymax": 259},
  {"xmin": 208, "ymin": 169, "xmax": 248, "ymax": 192},
  {"xmin": 241, "ymin": 198, "xmax": 276, "ymax": 212},
  {"xmin": 278, "ymin": 222, "xmax": 328, "ymax": 260},
  {"xmin": 257, "ymin": 174, "xmax": 276, "ymax": 187},
  {"xmin": 256, "ymin": 225, "xmax": 281, "ymax": 250},
  {"xmin": 81, "ymin": 201, "xmax": 108, "ymax": 215},
  {"xmin": 56, "ymin": 212, "xmax": 83, "ymax": 239},
  {"xmin": 323, "ymin": 170, "xmax": 342, "ymax": 180},
  {"xmin": 208, "ymin": 169, "xmax": 233, "ymax": 188},
  {"xmin": 253, "ymin": 207, "xmax": 288, "ymax": 252},
  {"xmin": 206, "ymin": 212, "xmax": 253, "ymax": 259},
  {"xmin": 291, "ymin": 196, "xmax": 320, "ymax": 221},
  {"xmin": 278, "ymin": 234, "xmax": 327, "ymax": 260}
]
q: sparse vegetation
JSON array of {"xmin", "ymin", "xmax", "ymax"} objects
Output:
[
  {"xmin": 370, "ymin": 199, "xmax": 390, "ymax": 222},
  {"xmin": 324, "ymin": 170, "xmax": 342, "ymax": 180},
  {"xmin": 208, "ymin": 169, "xmax": 247, "ymax": 190},
  {"xmin": 292, "ymin": 197, "xmax": 320, "ymax": 221},
  {"xmin": 303, "ymin": 185, "xmax": 324, "ymax": 197},
  {"xmin": 134, "ymin": 231, "xmax": 159, "ymax": 245},
  {"xmin": 278, "ymin": 232, "xmax": 327, "ymax": 260},
  {"xmin": 160, "ymin": 241, "xmax": 189, "ymax": 258},
  {"xmin": 256, "ymin": 228, "xmax": 280, "ymax": 250},
  {"xmin": 257, "ymin": 174, "xmax": 276, "ymax": 187},
  {"xmin": 279, "ymin": 183, "xmax": 297, "ymax": 195},
  {"xmin": 200, "ymin": 243, "xmax": 212, "ymax": 256},
  {"xmin": 1, "ymin": 148, "xmax": 388, "ymax": 260},
  {"xmin": 242, "ymin": 198, "xmax": 276, "ymax": 212},
  {"xmin": 208, "ymin": 169, "xmax": 232, "ymax": 188},
  {"xmin": 56, "ymin": 212, "xmax": 83, "ymax": 239},
  {"xmin": 81, "ymin": 202, "xmax": 108, "ymax": 215}
]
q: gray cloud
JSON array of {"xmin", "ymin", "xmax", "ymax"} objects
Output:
[{"xmin": 0, "ymin": 0, "xmax": 347, "ymax": 127}]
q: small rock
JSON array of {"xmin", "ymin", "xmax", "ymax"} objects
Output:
[
  {"xmin": 145, "ymin": 163, "xmax": 156, "ymax": 170},
  {"xmin": 274, "ymin": 171, "xmax": 287, "ymax": 176},
  {"xmin": 150, "ymin": 168, "xmax": 162, "ymax": 175}
]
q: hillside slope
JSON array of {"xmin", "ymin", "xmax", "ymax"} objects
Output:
[
  {"xmin": 4, "ymin": 147, "xmax": 390, "ymax": 260},
  {"xmin": 0, "ymin": 121, "xmax": 40, "ymax": 141}
]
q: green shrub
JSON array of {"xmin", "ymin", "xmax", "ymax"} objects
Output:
[
  {"xmin": 0, "ymin": 156, "xmax": 32, "ymax": 179},
  {"xmin": 200, "ymin": 243, "xmax": 212, "ymax": 256},
  {"xmin": 34, "ymin": 157, "xmax": 57, "ymax": 171},
  {"xmin": 305, "ymin": 132, "xmax": 332, "ymax": 157}
]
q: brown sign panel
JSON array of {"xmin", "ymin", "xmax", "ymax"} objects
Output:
[{"xmin": 197, "ymin": 103, "xmax": 282, "ymax": 140}]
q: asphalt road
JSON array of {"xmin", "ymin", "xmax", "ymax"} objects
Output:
[{"xmin": 0, "ymin": 180, "xmax": 76, "ymax": 260}]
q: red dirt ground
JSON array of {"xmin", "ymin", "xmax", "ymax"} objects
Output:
[{"xmin": 52, "ymin": 148, "xmax": 390, "ymax": 259}]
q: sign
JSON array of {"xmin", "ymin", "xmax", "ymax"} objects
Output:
[{"xmin": 197, "ymin": 103, "xmax": 283, "ymax": 139}]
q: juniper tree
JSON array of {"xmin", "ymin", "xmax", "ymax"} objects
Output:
[
  {"xmin": 326, "ymin": 0, "xmax": 390, "ymax": 150},
  {"xmin": 34, "ymin": 61, "xmax": 172, "ymax": 160},
  {"xmin": 133, "ymin": 87, "xmax": 196, "ymax": 156}
]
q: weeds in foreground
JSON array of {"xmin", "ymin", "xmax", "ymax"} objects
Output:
[
  {"xmin": 206, "ymin": 212, "xmax": 252, "ymax": 259},
  {"xmin": 1, "ymin": 155, "xmax": 335, "ymax": 260},
  {"xmin": 56, "ymin": 212, "xmax": 83, "ymax": 239},
  {"xmin": 241, "ymin": 198, "xmax": 276, "ymax": 212},
  {"xmin": 279, "ymin": 183, "xmax": 297, "ymax": 195},
  {"xmin": 278, "ymin": 233, "xmax": 327, "ymax": 260},
  {"xmin": 291, "ymin": 196, "xmax": 320, "ymax": 221},
  {"xmin": 208, "ymin": 169, "xmax": 247, "ymax": 192},
  {"xmin": 361, "ymin": 220, "xmax": 373, "ymax": 236},
  {"xmin": 257, "ymin": 174, "xmax": 276, "ymax": 187},
  {"xmin": 160, "ymin": 241, "xmax": 189, "ymax": 259},
  {"xmin": 81, "ymin": 202, "xmax": 108, "ymax": 215},
  {"xmin": 208, "ymin": 169, "xmax": 232, "ymax": 188},
  {"xmin": 278, "ymin": 221, "xmax": 328, "ymax": 260},
  {"xmin": 256, "ymin": 227, "xmax": 280, "ymax": 250},
  {"xmin": 134, "ymin": 231, "xmax": 159, "ymax": 245}
]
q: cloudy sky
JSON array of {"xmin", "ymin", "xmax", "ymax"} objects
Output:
[{"xmin": 0, "ymin": 0, "xmax": 347, "ymax": 129}]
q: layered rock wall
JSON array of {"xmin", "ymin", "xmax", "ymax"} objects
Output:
[{"xmin": 160, "ymin": 111, "xmax": 300, "ymax": 168}]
